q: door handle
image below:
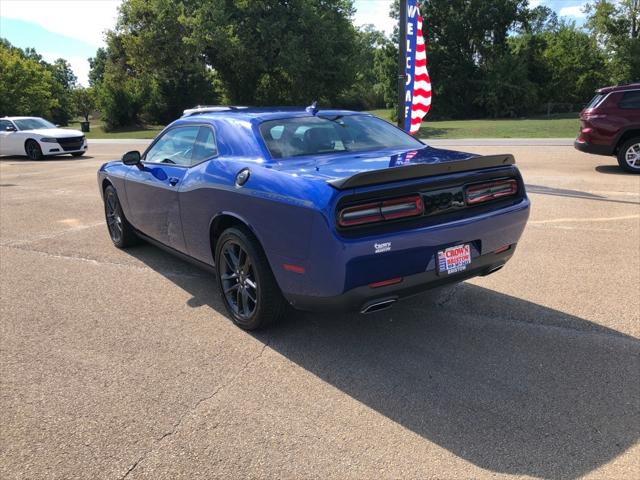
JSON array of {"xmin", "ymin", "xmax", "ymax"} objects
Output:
[{"xmin": 168, "ymin": 177, "xmax": 180, "ymax": 186}]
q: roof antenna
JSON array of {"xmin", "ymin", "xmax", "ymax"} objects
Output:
[{"xmin": 306, "ymin": 101, "xmax": 318, "ymax": 116}]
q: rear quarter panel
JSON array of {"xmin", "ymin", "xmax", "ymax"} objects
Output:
[{"xmin": 178, "ymin": 156, "xmax": 335, "ymax": 270}]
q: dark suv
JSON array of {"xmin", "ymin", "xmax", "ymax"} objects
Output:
[{"xmin": 574, "ymin": 83, "xmax": 640, "ymax": 173}]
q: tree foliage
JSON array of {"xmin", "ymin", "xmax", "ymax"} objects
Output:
[
  {"xmin": 586, "ymin": 0, "xmax": 640, "ymax": 83},
  {"xmin": 73, "ymin": 87, "xmax": 96, "ymax": 122},
  {"xmin": 77, "ymin": 0, "xmax": 639, "ymax": 126},
  {"xmin": 0, "ymin": 39, "xmax": 77, "ymax": 124}
]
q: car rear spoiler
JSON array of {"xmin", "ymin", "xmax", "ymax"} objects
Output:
[{"xmin": 328, "ymin": 154, "xmax": 516, "ymax": 190}]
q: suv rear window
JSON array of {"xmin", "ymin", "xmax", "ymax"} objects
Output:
[
  {"xmin": 619, "ymin": 91, "xmax": 640, "ymax": 109},
  {"xmin": 586, "ymin": 94, "xmax": 606, "ymax": 109}
]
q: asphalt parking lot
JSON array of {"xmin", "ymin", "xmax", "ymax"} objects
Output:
[{"xmin": 1, "ymin": 140, "xmax": 639, "ymax": 479}]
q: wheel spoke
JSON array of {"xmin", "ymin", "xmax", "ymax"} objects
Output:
[
  {"xmin": 245, "ymin": 287, "xmax": 257, "ymax": 303},
  {"xmin": 221, "ymin": 272, "xmax": 238, "ymax": 281},
  {"xmin": 224, "ymin": 281, "xmax": 240, "ymax": 293},
  {"xmin": 241, "ymin": 288, "xmax": 250, "ymax": 315}
]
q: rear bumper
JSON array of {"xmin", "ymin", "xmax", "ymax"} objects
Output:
[
  {"xmin": 287, "ymin": 247, "xmax": 515, "ymax": 312},
  {"xmin": 574, "ymin": 139, "xmax": 613, "ymax": 156}
]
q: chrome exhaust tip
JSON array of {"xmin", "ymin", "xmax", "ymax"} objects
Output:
[{"xmin": 360, "ymin": 298, "xmax": 397, "ymax": 314}]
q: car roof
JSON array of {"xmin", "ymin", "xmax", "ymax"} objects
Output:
[
  {"xmin": 596, "ymin": 83, "xmax": 640, "ymax": 94},
  {"xmin": 178, "ymin": 108, "xmax": 370, "ymax": 124}
]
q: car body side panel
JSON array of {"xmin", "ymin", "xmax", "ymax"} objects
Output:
[
  {"xmin": 178, "ymin": 156, "xmax": 336, "ymax": 266},
  {"xmin": 124, "ymin": 164, "xmax": 188, "ymax": 251}
]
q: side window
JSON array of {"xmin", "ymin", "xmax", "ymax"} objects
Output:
[
  {"xmin": 619, "ymin": 91, "xmax": 640, "ymax": 110},
  {"xmin": 144, "ymin": 126, "xmax": 200, "ymax": 166},
  {"xmin": 191, "ymin": 126, "xmax": 218, "ymax": 164},
  {"xmin": 0, "ymin": 120, "xmax": 14, "ymax": 130}
]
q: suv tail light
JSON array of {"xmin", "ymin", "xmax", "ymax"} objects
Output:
[
  {"xmin": 465, "ymin": 179, "xmax": 518, "ymax": 205},
  {"xmin": 338, "ymin": 195, "xmax": 424, "ymax": 227}
]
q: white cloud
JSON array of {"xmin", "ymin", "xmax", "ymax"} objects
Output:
[
  {"xmin": 559, "ymin": 4, "xmax": 588, "ymax": 18},
  {"xmin": 353, "ymin": 0, "xmax": 395, "ymax": 36},
  {"xmin": 0, "ymin": 0, "xmax": 121, "ymax": 47},
  {"xmin": 41, "ymin": 52, "xmax": 91, "ymax": 86},
  {"xmin": 528, "ymin": 0, "xmax": 543, "ymax": 8}
]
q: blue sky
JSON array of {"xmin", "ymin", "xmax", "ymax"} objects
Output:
[{"xmin": 0, "ymin": 0, "xmax": 590, "ymax": 85}]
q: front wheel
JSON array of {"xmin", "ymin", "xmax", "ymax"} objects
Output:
[
  {"xmin": 103, "ymin": 185, "xmax": 138, "ymax": 248},
  {"xmin": 617, "ymin": 138, "xmax": 640, "ymax": 173},
  {"xmin": 215, "ymin": 227, "xmax": 286, "ymax": 330},
  {"xmin": 25, "ymin": 140, "xmax": 43, "ymax": 160}
]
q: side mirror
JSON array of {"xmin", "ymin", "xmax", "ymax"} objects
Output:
[
  {"xmin": 5, "ymin": 126, "xmax": 16, "ymax": 132},
  {"xmin": 122, "ymin": 150, "xmax": 141, "ymax": 166}
]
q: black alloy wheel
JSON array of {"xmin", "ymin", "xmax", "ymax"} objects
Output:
[
  {"xmin": 220, "ymin": 240, "xmax": 259, "ymax": 321},
  {"xmin": 103, "ymin": 185, "xmax": 138, "ymax": 248},
  {"xmin": 25, "ymin": 140, "xmax": 43, "ymax": 160},
  {"xmin": 215, "ymin": 227, "xmax": 286, "ymax": 330}
]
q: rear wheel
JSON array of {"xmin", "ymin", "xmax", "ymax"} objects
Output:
[
  {"xmin": 104, "ymin": 185, "xmax": 138, "ymax": 248},
  {"xmin": 25, "ymin": 140, "xmax": 43, "ymax": 160},
  {"xmin": 617, "ymin": 138, "xmax": 640, "ymax": 173},
  {"xmin": 215, "ymin": 227, "xmax": 286, "ymax": 330}
]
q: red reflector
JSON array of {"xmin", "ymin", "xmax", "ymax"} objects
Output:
[
  {"xmin": 465, "ymin": 179, "xmax": 518, "ymax": 205},
  {"xmin": 283, "ymin": 264, "xmax": 305, "ymax": 274},
  {"xmin": 338, "ymin": 195, "xmax": 424, "ymax": 227},
  {"xmin": 494, "ymin": 245, "xmax": 511, "ymax": 254},
  {"xmin": 369, "ymin": 277, "xmax": 403, "ymax": 289}
]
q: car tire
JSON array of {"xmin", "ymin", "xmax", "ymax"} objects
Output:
[
  {"xmin": 103, "ymin": 185, "xmax": 139, "ymax": 248},
  {"xmin": 617, "ymin": 138, "xmax": 640, "ymax": 174},
  {"xmin": 215, "ymin": 227, "xmax": 287, "ymax": 330},
  {"xmin": 25, "ymin": 140, "xmax": 43, "ymax": 160}
]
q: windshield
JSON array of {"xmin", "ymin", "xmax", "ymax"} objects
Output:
[
  {"xmin": 259, "ymin": 115, "xmax": 423, "ymax": 159},
  {"xmin": 13, "ymin": 118, "xmax": 56, "ymax": 130}
]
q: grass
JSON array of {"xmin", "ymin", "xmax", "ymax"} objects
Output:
[
  {"xmin": 367, "ymin": 109, "xmax": 580, "ymax": 139},
  {"xmin": 68, "ymin": 111, "xmax": 580, "ymax": 140},
  {"xmin": 68, "ymin": 120, "xmax": 163, "ymax": 139}
]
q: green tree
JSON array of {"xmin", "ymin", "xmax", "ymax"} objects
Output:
[
  {"xmin": 95, "ymin": 33, "xmax": 149, "ymax": 130},
  {"xmin": 114, "ymin": 0, "xmax": 219, "ymax": 123},
  {"xmin": 586, "ymin": 0, "xmax": 640, "ymax": 83},
  {"xmin": 88, "ymin": 48, "xmax": 107, "ymax": 86},
  {"xmin": 73, "ymin": 87, "xmax": 96, "ymax": 122},
  {"xmin": 542, "ymin": 23, "xmax": 608, "ymax": 105},
  {"xmin": 47, "ymin": 58, "xmax": 77, "ymax": 125},
  {"xmin": 186, "ymin": 0, "xmax": 358, "ymax": 106},
  {"xmin": 339, "ymin": 25, "xmax": 389, "ymax": 110},
  {"xmin": 0, "ymin": 40, "xmax": 57, "ymax": 118}
]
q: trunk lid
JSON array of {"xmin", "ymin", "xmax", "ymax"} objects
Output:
[{"xmin": 272, "ymin": 146, "xmax": 476, "ymax": 185}]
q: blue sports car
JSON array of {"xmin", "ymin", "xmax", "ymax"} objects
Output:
[{"xmin": 98, "ymin": 106, "xmax": 530, "ymax": 330}]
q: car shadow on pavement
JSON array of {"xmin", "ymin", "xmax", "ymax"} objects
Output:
[
  {"xmin": 595, "ymin": 165, "xmax": 631, "ymax": 175},
  {"xmin": 126, "ymin": 244, "xmax": 640, "ymax": 479},
  {"xmin": 526, "ymin": 183, "xmax": 640, "ymax": 206}
]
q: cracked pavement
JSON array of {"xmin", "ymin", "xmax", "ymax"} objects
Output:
[{"xmin": 1, "ymin": 142, "xmax": 639, "ymax": 479}]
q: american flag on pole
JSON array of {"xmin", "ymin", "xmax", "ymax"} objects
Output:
[{"xmin": 404, "ymin": 0, "xmax": 432, "ymax": 135}]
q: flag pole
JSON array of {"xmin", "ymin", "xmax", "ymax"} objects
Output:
[{"xmin": 397, "ymin": 0, "xmax": 407, "ymax": 129}]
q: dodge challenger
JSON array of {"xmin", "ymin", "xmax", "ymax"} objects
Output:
[{"xmin": 98, "ymin": 106, "xmax": 530, "ymax": 330}]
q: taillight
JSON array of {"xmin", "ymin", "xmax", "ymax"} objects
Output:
[
  {"xmin": 338, "ymin": 195, "xmax": 424, "ymax": 227},
  {"xmin": 465, "ymin": 179, "xmax": 518, "ymax": 205}
]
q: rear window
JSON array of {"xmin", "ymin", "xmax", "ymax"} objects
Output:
[
  {"xmin": 586, "ymin": 94, "xmax": 605, "ymax": 110},
  {"xmin": 259, "ymin": 115, "xmax": 423, "ymax": 159},
  {"xmin": 619, "ymin": 91, "xmax": 640, "ymax": 109}
]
